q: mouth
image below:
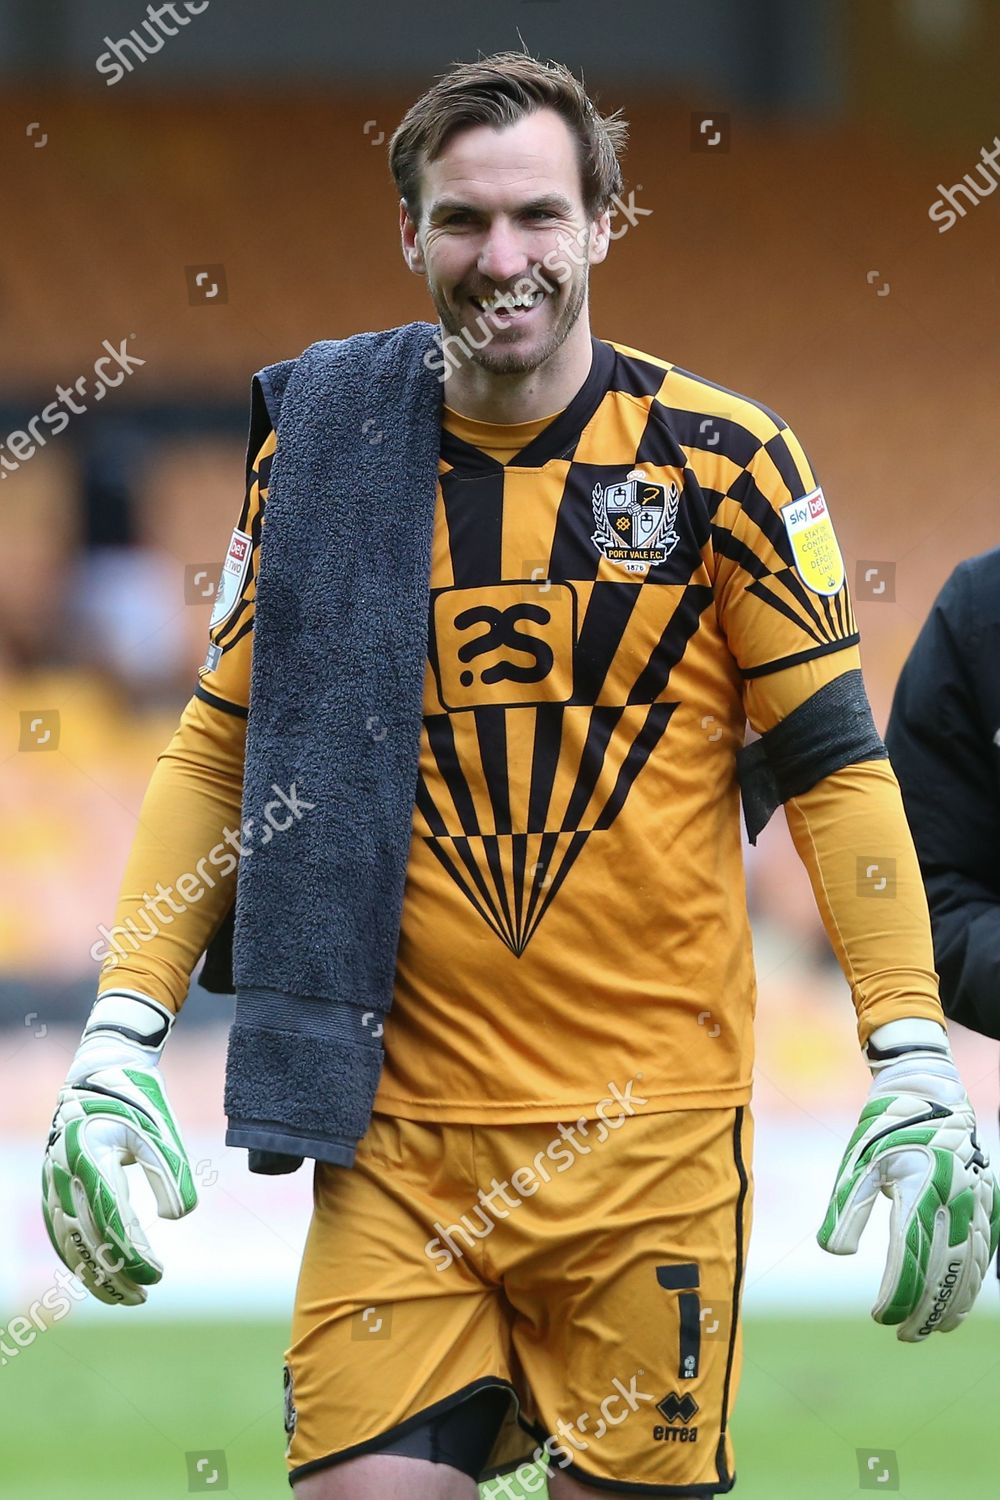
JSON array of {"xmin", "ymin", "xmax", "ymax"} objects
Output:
[{"xmin": 468, "ymin": 287, "xmax": 547, "ymax": 326}]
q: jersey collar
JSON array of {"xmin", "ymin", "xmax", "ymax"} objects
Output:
[{"xmin": 439, "ymin": 336, "xmax": 616, "ymax": 476}]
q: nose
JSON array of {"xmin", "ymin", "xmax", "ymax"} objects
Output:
[{"xmin": 477, "ymin": 216, "xmax": 531, "ymax": 287}]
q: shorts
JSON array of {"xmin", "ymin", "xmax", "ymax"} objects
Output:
[{"xmin": 285, "ymin": 1102, "xmax": 753, "ymax": 1494}]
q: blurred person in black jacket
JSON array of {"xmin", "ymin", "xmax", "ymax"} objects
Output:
[{"xmin": 886, "ymin": 547, "xmax": 1000, "ymax": 1040}]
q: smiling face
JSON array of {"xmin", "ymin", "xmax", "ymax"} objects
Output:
[{"xmin": 401, "ymin": 107, "xmax": 610, "ymax": 378}]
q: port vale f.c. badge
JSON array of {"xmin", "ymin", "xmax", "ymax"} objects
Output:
[{"xmin": 591, "ymin": 469, "xmax": 681, "ymax": 574}]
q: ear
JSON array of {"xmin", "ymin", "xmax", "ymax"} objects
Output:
[
  {"xmin": 400, "ymin": 200, "xmax": 425, "ymax": 275},
  {"xmin": 588, "ymin": 209, "xmax": 612, "ymax": 266}
]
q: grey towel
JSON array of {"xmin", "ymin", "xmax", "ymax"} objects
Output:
[{"xmin": 223, "ymin": 321, "xmax": 443, "ymax": 1171}]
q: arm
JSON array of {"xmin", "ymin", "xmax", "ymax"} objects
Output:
[
  {"xmin": 713, "ymin": 429, "xmax": 945, "ymax": 1041},
  {"xmin": 92, "ymin": 696, "xmax": 246, "ymax": 1011},
  {"xmin": 713, "ymin": 428, "xmax": 999, "ymax": 1336},
  {"xmin": 41, "ymin": 414, "xmax": 273, "ymax": 1304},
  {"xmin": 93, "ymin": 414, "xmax": 274, "ymax": 1011},
  {"xmin": 747, "ymin": 663, "xmax": 999, "ymax": 1337},
  {"xmin": 745, "ymin": 660, "xmax": 944, "ymax": 1045},
  {"xmin": 885, "ymin": 560, "xmax": 1000, "ymax": 1039}
]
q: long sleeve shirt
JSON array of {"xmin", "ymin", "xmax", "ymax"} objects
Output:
[{"xmin": 97, "ymin": 339, "xmax": 944, "ymax": 1120}]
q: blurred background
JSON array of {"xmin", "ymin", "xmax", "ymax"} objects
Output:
[{"xmin": 2, "ymin": 2, "xmax": 998, "ymax": 1496}]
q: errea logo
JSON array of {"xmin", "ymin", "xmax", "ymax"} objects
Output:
[
  {"xmin": 653, "ymin": 1391, "xmax": 699, "ymax": 1443},
  {"xmin": 657, "ymin": 1392, "xmax": 698, "ymax": 1425}
]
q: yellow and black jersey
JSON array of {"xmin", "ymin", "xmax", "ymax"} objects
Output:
[
  {"xmin": 198, "ymin": 339, "xmax": 859, "ymax": 718},
  {"xmin": 166, "ymin": 335, "xmax": 939, "ymax": 1121}
]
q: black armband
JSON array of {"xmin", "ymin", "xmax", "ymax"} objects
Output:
[{"xmin": 737, "ymin": 668, "xmax": 887, "ymax": 844}]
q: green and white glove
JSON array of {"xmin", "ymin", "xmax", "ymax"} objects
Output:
[
  {"xmin": 41, "ymin": 990, "xmax": 197, "ymax": 1306},
  {"xmin": 818, "ymin": 1019, "xmax": 1000, "ymax": 1341}
]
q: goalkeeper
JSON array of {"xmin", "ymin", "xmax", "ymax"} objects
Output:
[{"xmin": 40, "ymin": 51, "xmax": 1000, "ymax": 1500}]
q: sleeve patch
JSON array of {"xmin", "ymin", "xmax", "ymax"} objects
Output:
[
  {"xmin": 210, "ymin": 528, "xmax": 253, "ymax": 629},
  {"xmin": 779, "ymin": 488, "xmax": 845, "ymax": 597}
]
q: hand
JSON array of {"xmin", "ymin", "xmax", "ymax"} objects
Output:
[
  {"xmin": 818, "ymin": 1021, "xmax": 1000, "ymax": 1340},
  {"xmin": 41, "ymin": 990, "xmax": 197, "ymax": 1306}
]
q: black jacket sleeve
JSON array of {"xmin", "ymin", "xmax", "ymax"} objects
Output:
[{"xmin": 885, "ymin": 553, "xmax": 1000, "ymax": 1039}]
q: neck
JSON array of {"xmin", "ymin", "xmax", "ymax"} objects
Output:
[{"xmin": 441, "ymin": 315, "xmax": 594, "ymax": 423}]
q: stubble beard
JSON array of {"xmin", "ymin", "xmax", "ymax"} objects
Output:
[{"xmin": 433, "ymin": 266, "xmax": 589, "ymax": 378}]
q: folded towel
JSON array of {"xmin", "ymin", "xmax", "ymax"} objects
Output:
[{"xmin": 222, "ymin": 321, "xmax": 443, "ymax": 1170}]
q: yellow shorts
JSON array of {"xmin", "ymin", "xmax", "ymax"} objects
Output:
[{"xmin": 285, "ymin": 1102, "xmax": 753, "ymax": 1494}]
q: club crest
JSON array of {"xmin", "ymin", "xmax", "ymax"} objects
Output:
[{"xmin": 591, "ymin": 469, "xmax": 681, "ymax": 574}]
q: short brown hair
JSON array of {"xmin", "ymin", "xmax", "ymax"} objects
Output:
[{"xmin": 389, "ymin": 51, "xmax": 628, "ymax": 226}]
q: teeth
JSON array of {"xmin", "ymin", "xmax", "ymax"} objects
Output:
[{"xmin": 478, "ymin": 290, "xmax": 542, "ymax": 313}]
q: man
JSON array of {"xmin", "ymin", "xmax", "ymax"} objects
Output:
[
  {"xmin": 41, "ymin": 53, "xmax": 999, "ymax": 1499},
  {"xmin": 886, "ymin": 550, "xmax": 1000, "ymax": 1038}
]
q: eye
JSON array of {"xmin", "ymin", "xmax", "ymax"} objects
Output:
[{"xmin": 524, "ymin": 208, "xmax": 554, "ymax": 220}]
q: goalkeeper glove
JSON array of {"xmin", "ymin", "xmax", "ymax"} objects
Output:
[
  {"xmin": 818, "ymin": 1018, "xmax": 1000, "ymax": 1340},
  {"xmin": 41, "ymin": 990, "xmax": 197, "ymax": 1306}
]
